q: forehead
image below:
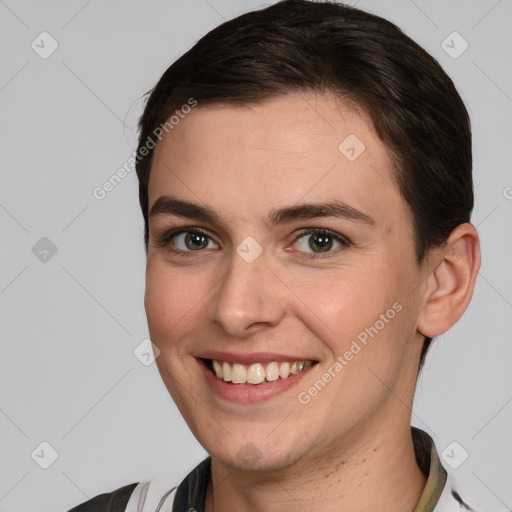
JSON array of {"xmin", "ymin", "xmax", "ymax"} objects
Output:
[{"xmin": 148, "ymin": 92, "xmax": 408, "ymax": 231}]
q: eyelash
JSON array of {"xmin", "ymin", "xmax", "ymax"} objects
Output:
[
  {"xmin": 291, "ymin": 228, "xmax": 351, "ymax": 258},
  {"xmin": 154, "ymin": 227, "xmax": 351, "ymax": 259},
  {"xmin": 154, "ymin": 227, "xmax": 212, "ymax": 258}
]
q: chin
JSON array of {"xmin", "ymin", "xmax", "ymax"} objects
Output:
[
  {"xmin": 199, "ymin": 429, "xmax": 306, "ymax": 472},
  {"xmin": 214, "ymin": 446, "xmax": 298, "ymax": 472}
]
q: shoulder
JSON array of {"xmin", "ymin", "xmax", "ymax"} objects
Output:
[
  {"xmin": 66, "ymin": 482, "xmax": 138, "ymax": 512},
  {"xmin": 63, "ymin": 456, "xmax": 209, "ymax": 512}
]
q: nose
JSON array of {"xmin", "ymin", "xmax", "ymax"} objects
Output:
[{"xmin": 208, "ymin": 248, "xmax": 287, "ymax": 338}]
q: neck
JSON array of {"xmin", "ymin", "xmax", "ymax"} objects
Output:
[{"xmin": 204, "ymin": 422, "xmax": 426, "ymax": 512}]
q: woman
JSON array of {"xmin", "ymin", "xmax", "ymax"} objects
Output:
[{"xmin": 70, "ymin": 1, "xmax": 482, "ymax": 510}]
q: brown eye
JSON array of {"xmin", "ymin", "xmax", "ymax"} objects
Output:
[
  {"xmin": 184, "ymin": 232, "xmax": 209, "ymax": 250},
  {"xmin": 164, "ymin": 229, "xmax": 219, "ymax": 252},
  {"xmin": 293, "ymin": 229, "xmax": 349, "ymax": 256},
  {"xmin": 308, "ymin": 233, "xmax": 334, "ymax": 253}
]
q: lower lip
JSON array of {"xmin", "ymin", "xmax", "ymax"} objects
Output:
[{"xmin": 198, "ymin": 359, "xmax": 315, "ymax": 404}]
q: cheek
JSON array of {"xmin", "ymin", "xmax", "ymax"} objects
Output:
[
  {"xmin": 291, "ymin": 266, "xmax": 391, "ymax": 346},
  {"xmin": 293, "ymin": 262, "xmax": 413, "ymax": 381},
  {"xmin": 144, "ymin": 259, "xmax": 205, "ymax": 344}
]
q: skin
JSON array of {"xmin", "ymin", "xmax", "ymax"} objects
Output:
[{"xmin": 144, "ymin": 91, "xmax": 480, "ymax": 512}]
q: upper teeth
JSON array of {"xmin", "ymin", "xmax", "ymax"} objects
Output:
[{"xmin": 211, "ymin": 360, "xmax": 313, "ymax": 385}]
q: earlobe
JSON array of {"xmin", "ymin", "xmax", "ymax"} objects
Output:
[{"xmin": 417, "ymin": 224, "xmax": 481, "ymax": 338}]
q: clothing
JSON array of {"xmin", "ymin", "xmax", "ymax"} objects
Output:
[
  {"xmin": 67, "ymin": 483, "xmax": 138, "ymax": 512},
  {"xmin": 67, "ymin": 427, "xmax": 480, "ymax": 512}
]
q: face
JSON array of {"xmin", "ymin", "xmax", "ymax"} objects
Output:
[{"xmin": 144, "ymin": 92, "xmax": 429, "ymax": 471}]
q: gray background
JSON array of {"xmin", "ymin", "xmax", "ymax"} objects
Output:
[{"xmin": 0, "ymin": 1, "xmax": 511, "ymax": 511}]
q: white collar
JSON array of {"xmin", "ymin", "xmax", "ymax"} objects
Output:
[
  {"xmin": 125, "ymin": 480, "xmax": 176, "ymax": 512},
  {"xmin": 124, "ymin": 473, "xmax": 471, "ymax": 512}
]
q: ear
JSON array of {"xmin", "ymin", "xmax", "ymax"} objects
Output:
[{"xmin": 417, "ymin": 223, "xmax": 481, "ymax": 338}]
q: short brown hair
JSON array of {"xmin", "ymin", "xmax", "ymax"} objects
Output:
[{"xmin": 135, "ymin": 0, "xmax": 473, "ymax": 368}]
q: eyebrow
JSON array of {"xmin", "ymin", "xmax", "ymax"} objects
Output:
[{"xmin": 148, "ymin": 196, "xmax": 375, "ymax": 227}]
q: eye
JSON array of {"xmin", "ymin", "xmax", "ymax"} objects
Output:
[
  {"xmin": 155, "ymin": 228, "xmax": 219, "ymax": 253},
  {"xmin": 292, "ymin": 229, "xmax": 349, "ymax": 256}
]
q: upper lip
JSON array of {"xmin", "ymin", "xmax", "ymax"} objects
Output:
[{"xmin": 196, "ymin": 351, "xmax": 317, "ymax": 365}]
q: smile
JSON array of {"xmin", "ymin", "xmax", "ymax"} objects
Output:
[{"xmin": 208, "ymin": 359, "xmax": 314, "ymax": 385}]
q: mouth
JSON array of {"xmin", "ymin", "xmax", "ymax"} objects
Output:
[
  {"xmin": 197, "ymin": 355, "xmax": 318, "ymax": 403},
  {"xmin": 203, "ymin": 358, "xmax": 315, "ymax": 385}
]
